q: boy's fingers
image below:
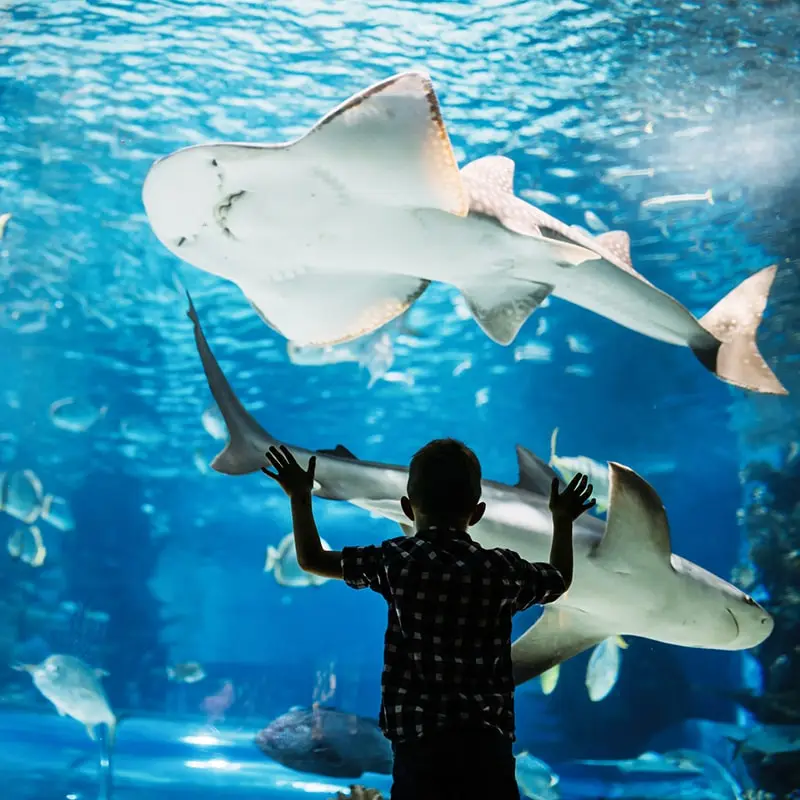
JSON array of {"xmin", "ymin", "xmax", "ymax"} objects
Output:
[
  {"xmin": 549, "ymin": 477, "xmax": 558, "ymax": 500},
  {"xmin": 307, "ymin": 455, "xmax": 317, "ymax": 480},
  {"xmin": 269, "ymin": 446, "xmax": 288, "ymax": 467},
  {"xmin": 279, "ymin": 445, "xmax": 296, "ymax": 464},
  {"xmin": 261, "ymin": 467, "xmax": 279, "ymax": 481}
]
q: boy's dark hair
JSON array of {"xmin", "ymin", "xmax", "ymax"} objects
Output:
[{"xmin": 407, "ymin": 438, "xmax": 482, "ymax": 517}]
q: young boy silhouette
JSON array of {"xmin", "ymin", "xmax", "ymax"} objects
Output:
[{"xmin": 262, "ymin": 438, "xmax": 595, "ymax": 800}]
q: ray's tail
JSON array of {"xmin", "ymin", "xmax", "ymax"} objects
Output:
[
  {"xmin": 691, "ymin": 265, "xmax": 787, "ymax": 395},
  {"xmin": 186, "ymin": 293, "xmax": 278, "ymax": 474}
]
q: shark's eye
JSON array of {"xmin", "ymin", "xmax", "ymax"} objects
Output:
[{"xmin": 743, "ymin": 595, "xmax": 758, "ymax": 606}]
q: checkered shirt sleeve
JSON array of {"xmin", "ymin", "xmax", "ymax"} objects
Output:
[
  {"xmin": 502, "ymin": 551, "xmax": 566, "ymax": 612},
  {"xmin": 341, "ymin": 544, "xmax": 386, "ymax": 595}
]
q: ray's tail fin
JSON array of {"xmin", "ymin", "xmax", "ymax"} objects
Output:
[
  {"xmin": 186, "ymin": 293, "xmax": 278, "ymax": 474},
  {"xmin": 692, "ymin": 265, "xmax": 787, "ymax": 395}
]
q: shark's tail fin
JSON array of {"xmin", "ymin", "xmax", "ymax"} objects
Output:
[
  {"xmin": 692, "ymin": 265, "xmax": 787, "ymax": 395},
  {"xmin": 187, "ymin": 293, "xmax": 278, "ymax": 474}
]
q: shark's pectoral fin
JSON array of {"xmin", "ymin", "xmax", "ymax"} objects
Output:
[
  {"xmin": 460, "ymin": 278, "xmax": 554, "ymax": 345},
  {"xmin": 516, "ymin": 445, "xmax": 565, "ymax": 494},
  {"xmin": 246, "ymin": 274, "xmax": 431, "ymax": 346},
  {"xmin": 512, "ymin": 607, "xmax": 610, "ymax": 686},
  {"xmin": 592, "ymin": 462, "xmax": 674, "ymax": 573},
  {"xmin": 303, "ymin": 71, "xmax": 468, "ymax": 217}
]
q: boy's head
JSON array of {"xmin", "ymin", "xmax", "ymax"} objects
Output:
[{"xmin": 401, "ymin": 438, "xmax": 486, "ymax": 530}]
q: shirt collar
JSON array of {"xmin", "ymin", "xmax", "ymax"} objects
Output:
[{"xmin": 414, "ymin": 526, "xmax": 472, "ymax": 542}]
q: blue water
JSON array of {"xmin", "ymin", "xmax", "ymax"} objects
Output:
[{"xmin": 1, "ymin": 0, "xmax": 799, "ymax": 797}]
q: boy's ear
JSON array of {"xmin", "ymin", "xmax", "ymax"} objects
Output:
[
  {"xmin": 401, "ymin": 496, "xmax": 415, "ymax": 521},
  {"xmin": 469, "ymin": 502, "xmax": 486, "ymax": 526}
]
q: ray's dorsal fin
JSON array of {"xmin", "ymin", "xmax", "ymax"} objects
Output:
[
  {"xmin": 457, "ymin": 155, "xmax": 595, "ymax": 345},
  {"xmin": 460, "ymin": 154, "xmax": 516, "ymax": 195},
  {"xmin": 592, "ymin": 462, "xmax": 673, "ymax": 571},
  {"xmin": 595, "ymin": 231, "xmax": 632, "ymax": 266},
  {"xmin": 516, "ymin": 445, "xmax": 564, "ymax": 494},
  {"xmin": 593, "ymin": 231, "xmax": 650, "ymax": 283},
  {"xmin": 318, "ymin": 444, "xmax": 358, "ymax": 460}
]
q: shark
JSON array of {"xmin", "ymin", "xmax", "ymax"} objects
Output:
[
  {"xmin": 141, "ymin": 71, "xmax": 786, "ymax": 396},
  {"xmin": 185, "ymin": 295, "xmax": 775, "ymax": 684}
]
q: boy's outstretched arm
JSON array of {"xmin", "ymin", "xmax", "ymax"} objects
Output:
[
  {"xmin": 263, "ymin": 446, "xmax": 344, "ymax": 580},
  {"xmin": 547, "ymin": 473, "xmax": 596, "ymax": 591}
]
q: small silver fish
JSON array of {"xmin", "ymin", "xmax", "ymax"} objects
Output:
[
  {"xmin": 13, "ymin": 655, "xmax": 116, "ymax": 743},
  {"xmin": 166, "ymin": 661, "xmax": 206, "ymax": 684},
  {"xmin": 585, "ymin": 636, "xmax": 627, "ymax": 702},
  {"xmin": 0, "ymin": 469, "xmax": 45, "ymax": 524},
  {"xmin": 7, "ymin": 526, "xmax": 46, "ymax": 567},
  {"xmin": 201, "ymin": 404, "xmax": 227, "ymax": 441},
  {"xmin": 515, "ymin": 752, "xmax": 560, "ymax": 800},
  {"xmin": 604, "ymin": 167, "xmax": 655, "ymax": 180},
  {"xmin": 0, "ymin": 212, "xmax": 11, "ymax": 239},
  {"xmin": 39, "ymin": 494, "xmax": 75, "ymax": 532},
  {"xmin": 641, "ymin": 189, "xmax": 713, "ymax": 208},
  {"xmin": 288, "ymin": 330, "xmax": 397, "ymax": 389},
  {"xmin": 514, "ymin": 342, "xmax": 552, "ymax": 363},
  {"xmin": 539, "ymin": 664, "xmax": 560, "ymax": 696},
  {"xmin": 265, "ymin": 532, "xmax": 332, "ymax": 588},
  {"xmin": 583, "ymin": 210, "xmax": 609, "ymax": 232},
  {"xmin": 549, "ymin": 429, "xmax": 609, "ymax": 513},
  {"xmin": 48, "ymin": 397, "xmax": 108, "ymax": 433},
  {"xmin": 193, "ymin": 449, "xmax": 210, "ymax": 474}
]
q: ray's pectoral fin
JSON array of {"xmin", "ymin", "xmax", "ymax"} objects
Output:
[
  {"xmin": 591, "ymin": 462, "xmax": 674, "ymax": 574},
  {"xmin": 460, "ymin": 277, "xmax": 553, "ymax": 345},
  {"xmin": 511, "ymin": 607, "xmax": 609, "ymax": 686},
  {"xmin": 303, "ymin": 72, "xmax": 468, "ymax": 217},
  {"xmin": 246, "ymin": 274, "xmax": 431, "ymax": 347}
]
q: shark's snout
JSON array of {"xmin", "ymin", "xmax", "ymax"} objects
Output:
[{"xmin": 726, "ymin": 598, "xmax": 774, "ymax": 650}]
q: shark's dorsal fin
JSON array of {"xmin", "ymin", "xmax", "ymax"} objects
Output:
[
  {"xmin": 516, "ymin": 445, "xmax": 564, "ymax": 494},
  {"xmin": 592, "ymin": 462, "xmax": 673, "ymax": 570},
  {"xmin": 318, "ymin": 444, "xmax": 358, "ymax": 460}
]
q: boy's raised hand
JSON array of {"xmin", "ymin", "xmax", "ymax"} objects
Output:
[
  {"xmin": 549, "ymin": 473, "xmax": 595, "ymax": 521},
  {"xmin": 262, "ymin": 445, "xmax": 316, "ymax": 499}
]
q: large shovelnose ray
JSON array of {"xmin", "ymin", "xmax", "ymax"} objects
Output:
[
  {"xmin": 185, "ymin": 295, "xmax": 775, "ymax": 685},
  {"xmin": 142, "ymin": 72, "xmax": 787, "ymax": 396}
]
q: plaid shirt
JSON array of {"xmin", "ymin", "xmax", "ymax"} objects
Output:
[{"xmin": 341, "ymin": 527, "xmax": 566, "ymax": 743}]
